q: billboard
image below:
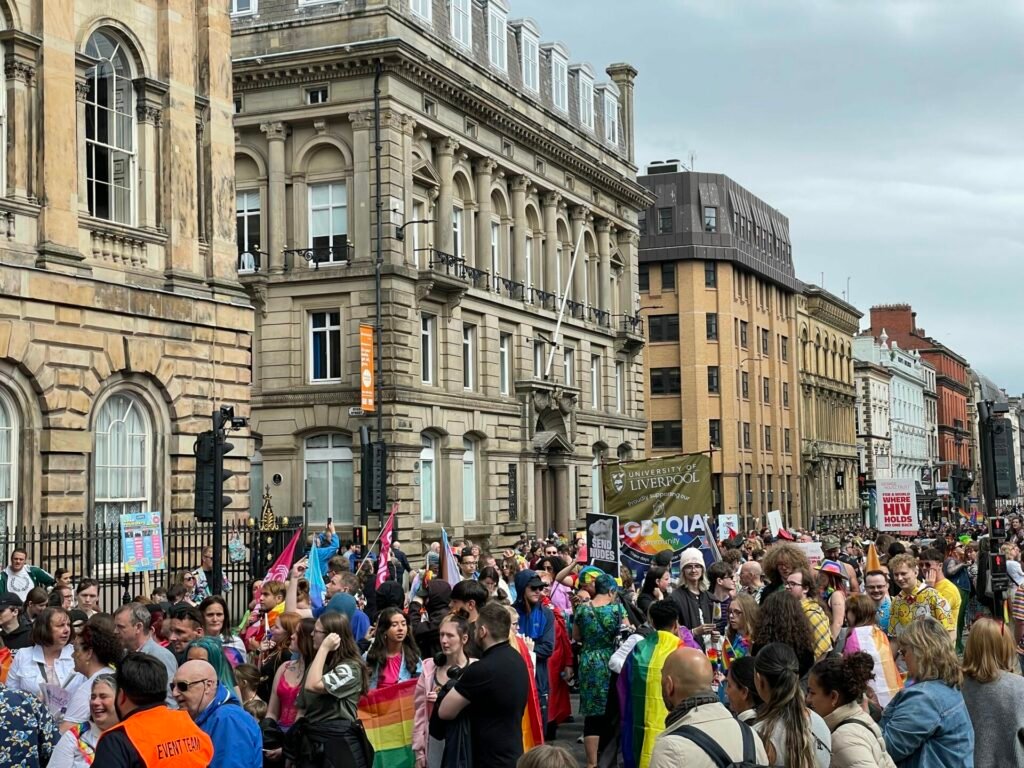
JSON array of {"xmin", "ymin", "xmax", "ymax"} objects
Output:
[
  {"xmin": 876, "ymin": 478, "xmax": 919, "ymax": 531},
  {"xmin": 602, "ymin": 453, "xmax": 713, "ymax": 572}
]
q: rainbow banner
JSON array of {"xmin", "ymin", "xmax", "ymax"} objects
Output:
[
  {"xmin": 514, "ymin": 635, "xmax": 545, "ymax": 751},
  {"xmin": 358, "ymin": 679, "xmax": 417, "ymax": 768},
  {"xmin": 617, "ymin": 630, "xmax": 683, "ymax": 768},
  {"xmin": 843, "ymin": 625, "xmax": 902, "ymax": 709}
]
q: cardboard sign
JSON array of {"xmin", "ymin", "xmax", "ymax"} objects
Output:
[
  {"xmin": 798, "ymin": 542, "xmax": 824, "ymax": 567},
  {"xmin": 586, "ymin": 512, "xmax": 620, "ymax": 576},
  {"xmin": 767, "ymin": 510, "xmax": 784, "ymax": 537},
  {"xmin": 717, "ymin": 514, "xmax": 739, "ymax": 541},
  {"xmin": 359, "ymin": 324, "xmax": 375, "ymax": 412},
  {"xmin": 877, "ymin": 479, "xmax": 919, "ymax": 531},
  {"xmin": 120, "ymin": 511, "xmax": 165, "ymax": 573}
]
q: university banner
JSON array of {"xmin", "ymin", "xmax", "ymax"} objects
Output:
[
  {"xmin": 602, "ymin": 454, "xmax": 713, "ymax": 572},
  {"xmin": 876, "ymin": 478, "xmax": 919, "ymax": 531}
]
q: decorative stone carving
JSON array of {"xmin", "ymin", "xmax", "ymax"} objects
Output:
[
  {"xmin": 4, "ymin": 60, "xmax": 35, "ymax": 84},
  {"xmin": 260, "ymin": 121, "xmax": 288, "ymax": 141},
  {"xmin": 136, "ymin": 105, "xmax": 163, "ymax": 126},
  {"xmin": 433, "ymin": 137, "xmax": 460, "ymax": 156}
]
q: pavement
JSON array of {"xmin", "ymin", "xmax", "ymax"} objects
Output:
[{"xmin": 545, "ymin": 696, "xmax": 591, "ymax": 766}]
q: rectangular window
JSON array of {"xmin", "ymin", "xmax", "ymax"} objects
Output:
[
  {"xmin": 409, "ymin": 0, "xmax": 431, "ymax": 21},
  {"xmin": 764, "ymin": 426, "xmax": 772, "ymax": 451},
  {"xmin": 707, "ymin": 366, "xmax": 720, "ymax": 394},
  {"xmin": 784, "ymin": 428, "xmax": 792, "ymax": 453},
  {"xmin": 590, "ymin": 355, "xmax": 601, "ymax": 408},
  {"xmin": 564, "ymin": 347, "xmax": 575, "ymax": 387},
  {"xmin": 783, "ymin": 382, "xmax": 790, "ymax": 408},
  {"xmin": 451, "ymin": 0, "xmax": 472, "ymax": 47},
  {"xmin": 638, "ymin": 263, "xmax": 650, "ymax": 292},
  {"xmin": 761, "ymin": 328, "xmax": 770, "ymax": 356},
  {"xmin": 705, "ymin": 261, "xmax": 717, "ymax": 288},
  {"xmin": 308, "ymin": 182, "xmax": 348, "ymax": 263},
  {"xmin": 236, "ymin": 190, "xmax": 260, "ymax": 268},
  {"xmin": 638, "ymin": 210, "xmax": 647, "ymax": 236},
  {"xmin": 743, "ymin": 422, "xmax": 751, "ymax": 450},
  {"xmin": 551, "ymin": 52, "xmax": 568, "ymax": 112},
  {"xmin": 604, "ymin": 90, "xmax": 619, "ymax": 145},
  {"xmin": 661, "ymin": 263, "xmax": 675, "ymax": 291},
  {"xmin": 534, "ymin": 341, "xmax": 545, "ymax": 378},
  {"xmin": 490, "ymin": 221, "xmax": 501, "ymax": 292},
  {"xmin": 658, "ymin": 207, "xmax": 673, "ymax": 234},
  {"xmin": 521, "ymin": 31, "xmax": 540, "ymax": 92},
  {"xmin": 648, "ymin": 314, "xmax": 679, "ymax": 343},
  {"xmin": 452, "ymin": 207, "xmax": 464, "ymax": 259},
  {"xmin": 578, "ymin": 73, "xmax": 594, "ymax": 130},
  {"xmin": 781, "ymin": 336, "xmax": 789, "ymax": 362},
  {"xmin": 709, "ymin": 419, "xmax": 722, "ymax": 448},
  {"xmin": 740, "ymin": 321, "xmax": 749, "ymax": 349},
  {"xmin": 462, "ymin": 324, "xmax": 476, "ymax": 390},
  {"xmin": 706, "ymin": 313, "xmax": 718, "ymax": 341},
  {"xmin": 650, "ymin": 367, "xmax": 681, "ymax": 396},
  {"xmin": 741, "ymin": 371, "xmax": 749, "ymax": 399},
  {"xmin": 310, "ymin": 311, "xmax": 341, "ymax": 382},
  {"xmin": 652, "ymin": 421, "xmax": 683, "ymax": 450},
  {"xmin": 615, "ymin": 362, "xmax": 624, "ymax": 413},
  {"xmin": 305, "ymin": 85, "xmax": 328, "ymax": 105},
  {"xmin": 421, "ymin": 313, "xmax": 435, "ymax": 384},
  {"xmin": 499, "ymin": 333, "xmax": 512, "ymax": 395},
  {"xmin": 704, "ymin": 206, "xmax": 718, "ymax": 232},
  {"xmin": 763, "ymin": 376, "xmax": 771, "ymax": 404},
  {"xmin": 231, "ymin": 0, "xmax": 255, "ymax": 15},
  {"xmin": 488, "ymin": 6, "xmax": 507, "ymax": 71}
]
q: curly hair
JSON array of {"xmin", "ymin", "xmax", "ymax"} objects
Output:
[
  {"xmin": 753, "ymin": 591, "xmax": 815, "ymax": 660},
  {"xmin": 761, "ymin": 543, "xmax": 812, "ymax": 588},
  {"xmin": 77, "ymin": 622, "xmax": 123, "ymax": 667},
  {"xmin": 810, "ymin": 652, "xmax": 874, "ymax": 704}
]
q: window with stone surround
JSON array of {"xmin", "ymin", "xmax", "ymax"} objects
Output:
[
  {"xmin": 551, "ymin": 49, "xmax": 568, "ymax": 112},
  {"xmin": 308, "ymin": 182, "xmax": 348, "ymax": 264},
  {"xmin": 409, "ymin": 0, "xmax": 431, "ymax": 22},
  {"xmin": 603, "ymin": 89, "xmax": 619, "ymax": 146},
  {"xmin": 236, "ymin": 190, "xmax": 260, "ymax": 271},
  {"xmin": 94, "ymin": 393, "xmax": 151, "ymax": 559},
  {"xmin": 421, "ymin": 313, "xmax": 436, "ymax": 384},
  {"xmin": 0, "ymin": 390, "xmax": 16, "ymax": 537},
  {"xmin": 578, "ymin": 70, "xmax": 595, "ymax": 130},
  {"xmin": 304, "ymin": 434, "xmax": 353, "ymax": 526},
  {"xmin": 499, "ymin": 332, "xmax": 512, "ymax": 395},
  {"xmin": 462, "ymin": 437, "xmax": 477, "ymax": 522},
  {"xmin": 231, "ymin": 0, "xmax": 256, "ymax": 15},
  {"xmin": 420, "ymin": 434, "xmax": 438, "ymax": 523},
  {"xmin": 451, "ymin": 0, "xmax": 472, "ymax": 49},
  {"xmin": 309, "ymin": 310, "xmax": 342, "ymax": 383}
]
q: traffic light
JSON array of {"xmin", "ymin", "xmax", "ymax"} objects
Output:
[
  {"xmin": 194, "ymin": 431, "xmax": 216, "ymax": 521},
  {"xmin": 991, "ymin": 418, "xmax": 1017, "ymax": 499},
  {"xmin": 217, "ymin": 434, "xmax": 236, "ymax": 515},
  {"xmin": 991, "ymin": 516, "xmax": 1007, "ymax": 541},
  {"xmin": 991, "ymin": 552, "xmax": 1009, "ymax": 592}
]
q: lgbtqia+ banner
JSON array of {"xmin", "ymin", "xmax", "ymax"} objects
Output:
[{"xmin": 602, "ymin": 453, "xmax": 714, "ymax": 571}]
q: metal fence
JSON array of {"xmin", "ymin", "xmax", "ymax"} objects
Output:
[{"xmin": 0, "ymin": 520, "xmax": 303, "ymax": 623}]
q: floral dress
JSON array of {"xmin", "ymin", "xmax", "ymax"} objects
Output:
[{"xmin": 575, "ymin": 601, "xmax": 625, "ymax": 717}]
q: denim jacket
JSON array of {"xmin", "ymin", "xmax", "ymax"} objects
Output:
[{"xmin": 881, "ymin": 680, "xmax": 975, "ymax": 768}]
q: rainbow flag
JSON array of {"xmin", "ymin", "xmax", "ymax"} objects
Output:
[
  {"xmin": 358, "ymin": 679, "xmax": 417, "ymax": 768},
  {"xmin": 722, "ymin": 633, "xmax": 751, "ymax": 671},
  {"xmin": 618, "ymin": 631, "xmax": 683, "ymax": 768},
  {"xmin": 843, "ymin": 625, "xmax": 902, "ymax": 709},
  {"xmin": 514, "ymin": 636, "xmax": 545, "ymax": 751}
]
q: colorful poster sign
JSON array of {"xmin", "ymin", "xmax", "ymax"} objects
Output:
[
  {"xmin": 602, "ymin": 453, "xmax": 713, "ymax": 572},
  {"xmin": 359, "ymin": 324, "xmax": 375, "ymax": 412},
  {"xmin": 120, "ymin": 511, "xmax": 165, "ymax": 573},
  {"xmin": 877, "ymin": 479, "xmax": 919, "ymax": 531},
  {"xmin": 586, "ymin": 512, "xmax": 620, "ymax": 576}
]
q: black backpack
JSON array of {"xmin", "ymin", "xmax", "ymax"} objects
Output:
[{"xmin": 669, "ymin": 721, "xmax": 768, "ymax": 768}]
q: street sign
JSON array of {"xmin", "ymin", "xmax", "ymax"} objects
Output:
[{"xmin": 348, "ymin": 407, "xmax": 365, "ymax": 417}]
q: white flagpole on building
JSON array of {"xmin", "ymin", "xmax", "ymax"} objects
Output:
[{"xmin": 544, "ymin": 226, "xmax": 587, "ymax": 380}]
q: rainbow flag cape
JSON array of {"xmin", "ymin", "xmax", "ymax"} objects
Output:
[
  {"xmin": 843, "ymin": 625, "xmax": 902, "ymax": 709},
  {"xmin": 358, "ymin": 678, "xmax": 417, "ymax": 768},
  {"xmin": 618, "ymin": 631, "xmax": 683, "ymax": 768},
  {"xmin": 722, "ymin": 633, "xmax": 751, "ymax": 671},
  {"xmin": 514, "ymin": 635, "xmax": 545, "ymax": 751}
]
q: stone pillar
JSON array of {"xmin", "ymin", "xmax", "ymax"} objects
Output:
[
  {"xmin": 618, "ymin": 229, "xmax": 639, "ymax": 315},
  {"xmin": 261, "ymin": 122, "xmax": 288, "ymax": 273},
  {"xmin": 511, "ymin": 176, "xmax": 528, "ymax": 285},
  {"xmin": 607, "ymin": 63, "xmax": 638, "ymax": 164},
  {"xmin": 542, "ymin": 192, "xmax": 560, "ymax": 295},
  {"xmin": 534, "ymin": 464, "xmax": 545, "ymax": 535},
  {"xmin": 134, "ymin": 78, "xmax": 168, "ymax": 232},
  {"xmin": 596, "ymin": 219, "xmax": 611, "ymax": 313},
  {"xmin": 2, "ymin": 33, "xmax": 38, "ymax": 200},
  {"xmin": 571, "ymin": 206, "xmax": 588, "ymax": 302},
  {"xmin": 348, "ymin": 111, "xmax": 373, "ymax": 261},
  {"xmin": 474, "ymin": 158, "xmax": 495, "ymax": 275},
  {"xmin": 434, "ymin": 138, "xmax": 458, "ymax": 254},
  {"xmin": 553, "ymin": 463, "xmax": 570, "ymax": 535}
]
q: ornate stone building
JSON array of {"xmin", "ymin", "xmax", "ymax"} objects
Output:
[
  {"xmin": 0, "ymin": 1, "xmax": 250, "ymax": 536},
  {"xmin": 796, "ymin": 286, "xmax": 861, "ymax": 527},
  {"xmin": 231, "ymin": 0, "xmax": 651, "ymax": 548}
]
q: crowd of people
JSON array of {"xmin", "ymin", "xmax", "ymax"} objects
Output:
[{"xmin": 1, "ymin": 515, "xmax": 1023, "ymax": 768}]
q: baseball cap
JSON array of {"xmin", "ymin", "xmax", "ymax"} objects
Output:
[
  {"xmin": 526, "ymin": 575, "xmax": 546, "ymax": 589},
  {"xmin": 822, "ymin": 535, "xmax": 840, "ymax": 551},
  {"xmin": 0, "ymin": 591, "xmax": 23, "ymax": 609}
]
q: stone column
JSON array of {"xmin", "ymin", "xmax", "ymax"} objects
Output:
[
  {"xmin": 542, "ymin": 192, "xmax": 560, "ymax": 295},
  {"xmin": 474, "ymin": 158, "xmax": 495, "ymax": 274},
  {"xmin": 510, "ymin": 176, "xmax": 528, "ymax": 285},
  {"xmin": 434, "ymin": 138, "xmax": 458, "ymax": 254},
  {"xmin": 618, "ymin": 229, "xmax": 639, "ymax": 315},
  {"xmin": 596, "ymin": 220, "xmax": 612, "ymax": 313},
  {"xmin": 553, "ymin": 463, "xmax": 570, "ymax": 535},
  {"xmin": 607, "ymin": 64, "xmax": 638, "ymax": 164},
  {"xmin": 261, "ymin": 122, "xmax": 288, "ymax": 273},
  {"xmin": 571, "ymin": 206, "xmax": 588, "ymax": 303},
  {"xmin": 2, "ymin": 37, "xmax": 36, "ymax": 200},
  {"xmin": 134, "ymin": 78, "xmax": 168, "ymax": 233}
]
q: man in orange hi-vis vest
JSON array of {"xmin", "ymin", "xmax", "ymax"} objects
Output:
[{"xmin": 94, "ymin": 653, "xmax": 214, "ymax": 768}]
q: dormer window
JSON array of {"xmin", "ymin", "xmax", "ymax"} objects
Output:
[
  {"xmin": 550, "ymin": 47, "xmax": 568, "ymax": 112},
  {"xmin": 451, "ymin": 0, "xmax": 472, "ymax": 48},
  {"xmin": 603, "ymin": 88, "xmax": 619, "ymax": 145},
  {"xmin": 521, "ymin": 27, "xmax": 539, "ymax": 92},
  {"xmin": 575, "ymin": 65, "xmax": 595, "ymax": 130},
  {"xmin": 488, "ymin": 4, "xmax": 508, "ymax": 72}
]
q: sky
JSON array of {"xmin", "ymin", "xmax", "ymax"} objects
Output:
[{"xmin": 514, "ymin": 0, "xmax": 1024, "ymax": 393}]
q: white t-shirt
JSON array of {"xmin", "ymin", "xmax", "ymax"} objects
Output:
[
  {"xmin": 766, "ymin": 710, "xmax": 832, "ymax": 768},
  {"xmin": 63, "ymin": 668, "xmax": 111, "ymax": 726}
]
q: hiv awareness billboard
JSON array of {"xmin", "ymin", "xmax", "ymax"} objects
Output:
[{"xmin": 602, "ymin": 453, "xmax": 714, "ymax": 571}]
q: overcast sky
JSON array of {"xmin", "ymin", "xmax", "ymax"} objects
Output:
[{"xmin": 515, "ymin": 0, "xmax": 1024, "ymax": 393}]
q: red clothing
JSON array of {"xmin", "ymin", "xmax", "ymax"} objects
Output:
[
  {"xmin": 546, "ymin": 607, "xmax": 573, "ymax": 726},
  {"xmin": 378, "ymin": 654, "xmax": 403, "ymax": 688}
]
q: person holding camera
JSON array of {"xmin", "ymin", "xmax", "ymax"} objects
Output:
[{"xmin": 413, "ymin": 613, "xmax": 475, "ymax": 768}]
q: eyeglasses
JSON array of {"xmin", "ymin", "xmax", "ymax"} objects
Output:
[
  {"xmin": 728, "ymin": 609, "xmax": 744, "ymax": 616},
  {"xmin": 784, "ymin": 579, "xmax": 804, "ymax": 589},
  {"xmin": 313, "ymin": 628, "xmax": 326, "ymax": 635},
  {"xmin": 171, "ymin": 679, "xmax": 211, "ymax": 693},
  {"xmin": 184, "ymin": 576, "xmax": 195, "ymax": 582}
]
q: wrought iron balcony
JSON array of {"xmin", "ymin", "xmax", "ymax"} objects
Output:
[
  {"xmin": 497, "ymin": 277, "xmax": 527, "ymax": 301},
  {"xmin": 237, "ymin": 249, "xmax": 264, "ymax": 274},
  {"xmin": 616, "ymin": 314, "xmax": 645, "ymax": 355},
  {"xmin": 283, "ymin": 243, "xmax": 351, "ymax": 270}
]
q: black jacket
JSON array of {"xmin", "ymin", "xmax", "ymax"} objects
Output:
[
  {"xmin": 669, "ymin": 587, "xmax": 713, "ymax": 648},
  {"xmin": 0, "ymin": 618, "xmax": 32, "ymax": 650}
]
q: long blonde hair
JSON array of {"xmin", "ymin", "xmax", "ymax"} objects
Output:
[
  {"xmin": 963, "ymin": 617, "xmax": 1016, "ymax": 684},
  {"xmin": 900, "ymin": 616, "xmax": 961, "ymax": 686},
  {"xmin": 727, "ymin": 593, "xmax": 759, "ymax": 641}
]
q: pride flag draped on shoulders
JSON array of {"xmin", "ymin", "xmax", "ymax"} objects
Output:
[
  {"xmin": 618, "ymin": 630, "xmax": 684, "ymax": 768},
  {"xmin": 843, "ymin": 624, "xmax": 902, "ymax": 708}
]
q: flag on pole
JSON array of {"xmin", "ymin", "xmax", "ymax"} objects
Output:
[
  {"xmin": 262, "ymin": 527, "xmax": 304, "ymax": 584},
  {"xmin": 376, "ymin": 503, "xmax": 398, "ymax": 588},
  {"xmin": 241, "ymin": 527, "xmax": 303, "ymax": 648},
  {"xmin": 702, "ymin": 516, "xmax": 723, "ymax": 564},
  {"xmin": 308, "ymin": 537, "xmax": 327, "ymax": 614},
  {"xmin": 440, "ymin": 527, "xmax": 461, "ymax": 588}
]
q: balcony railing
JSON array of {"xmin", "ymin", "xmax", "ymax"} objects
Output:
[
  {"xmin": 283, "ymin": 244, "xmax": 351, "ymax": 270},
  {"xmin": 620, "ymin": 314, "xmax": 644, "ymax": 335},
  {"xmin": 497, "ymin": 277, "xmax": 527, "ymax": 301},
  {"xmin": 237, "ymin": 249, "xmax": 263, "ymax": 273}
]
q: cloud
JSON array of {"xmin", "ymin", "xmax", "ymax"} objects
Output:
[{"xmin": 514, "ymin": 0, "xmax": 1024, "ymax": 391}]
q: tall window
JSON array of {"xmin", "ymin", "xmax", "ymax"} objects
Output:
[
  {"xmin": 308, "ymin": 182, "xmax": 348, "ymax": 263},
  {"xmin": 420, "ymin": 435, "xmax": 437, "ymax": 523},
  {"xmin": 604, "ymin": 90, "xmax": 619, "ymax": 145},
  {"xmin": 590, "ymin": 355, "xmax": 601, "ymax": 408},
  {"xmin": 94, "ymin": 394, "xmax": 150, "ymax": 537},
  {"xmin": 310, "ymin": 310, "xmax": 341, "ymax": 382},
  {"xmin": 578, "ymin": 72, "xmax": 594, "ymax": 130},
  {"xmin": 661, "ymin": 263, "xmax": 675, "ymax": 291},
  {"xmin": 761, "ymin": 328, "xmax": 770, "ymax": 356},
  {"xmin": 488, "ymin": 6, "xmax": 507, "ymax": 71},
  {"xmin": 452, "ymin": 207, "xmax": 464, "ymax": 259},
  {"xmin": 658, "ymin": 208, "xmax": 673, "ymax": 234},
  {"xmin": 704, "ymin": 206, "xmax": 717, "ymax": 232},
  {"xmin": 0, "ymin": 392, "xmax": 16, "ymax": 536},
  {"xmin": 564, "ymin": 347, "xmax": 575, "ymax": 387},
  {"xmin": 525, "ymin": 237, "xmax": 534, "ymax": 289},
  {"xmin": 85, "ymin": 31, "xmax": 136, "ymax": 224},
  {"xmin": 499, "ymin": 333, "xmax": 512, "ymax": 395},
  {"xmin": 705, "ymin": 313, "xmax": 718, "ymax": 341},
  {"xmin": 638, "ymin": 264, "xmax": 650, "ymax": 292},
  {"xmin": 705, "ymin": 261, "xmax": 717, "ymax": 288},
  {"xmin": 421, "ymin": 313, "xmax": 435, "ymax": 384},
  {"xmin": 533, "ymin": 341, "xmax": 545, "ymax": 378},
  {"xmin": 762, "ymin": 376, "xmax": 771, "ymax": 404},
  {"xmin": 304, "ymin": 434, "xmax": 353, "ymax": 526},
  {"xmin": 615, "ymin": 362, "xmax": 625, "ymax": 413},
  {"xmin": 739, "ymin": 321, "xmax": 749, "ymax": 348},
  {"xmin": 490, "ymin": 221, "xmax": 501, "ymax": 292},
  {"xmin": 462, "ymin": 324, "xmax": 476, "ymax": 390},
  {"xmin": 236, "ymin": 190, "xmax": 260, "ymax": 271},
  {"xmin": 709, "ymin": 419, "xmax": 721, "ymax": 448},
  {"xmin": 451, "ymin": 0, "xmax": 472, "ymax": 48},
  {"xmin": 462, "ymin": 438, "xmax": 477, "ymax": 522},
  {"xmin": 707, "ymin": 366, "xmax": 720, "ymax": 394},
  {"xmin": 551, "ymin": 51, "xmax": 568, "ymax": 112},
  {"xmin": 409, "ymin": 0, "xmax": 431, "ymax": 22},
  {"xmin": 521, "ymin": 30, "xmax": 540, "ymax": 92}
]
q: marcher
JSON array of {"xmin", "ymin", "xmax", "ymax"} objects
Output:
[
  {"xmin": 113, "ymin": 603, "xmax": 179, "ymax": 707},
  {"xmin": 413, "ymin": 612, "xmax": 474, "ymax": 768},
  {"xmin": 74, "ymin": 580, "xmax": 100, "ymax": 618},
  {"xmin": 752, "ymin": 591, "xmax": 818, "ymax": 678},
  {"xmin": 761, "ymin": 543, "xmax": 813, "ymax": 599},
  {"xmin": 0, "ymin": 549, "xmax": 54, "ymax": 600},
  {"xmin": 724, "ymin": 655, "xmax": 762, "ymax": 724},
  {"xmin": 723, "ymin": 592, "xmax": 758, "ymax": 669},
  {"xmin": 806, "ymin": 653, "xmax": 897, "ymax": 768},
  {"xmin": 863, "ymin": 569, "xmax": 892, "ymax": 633},
  {"xmin": 815, "ymin": 560, "xmax": 849, "ymax": 645},
  {"xmin": 191, "ymin": 546, "xmax": 233, "ymax": 602},
  {"xmin": 919, "ymin": 548, "xmax": 960, "ymax": 643},
  {"xmin": 783, "ymin": 570, "xmax": 833, "ymax": 661},
  {"xmin": 93, "ymin": 652, "xmax": 214, "ymax": 767},
  {"xmin": 198, "ymin": 595, "xmax": 247, "ymax": 667},
  {"xmin": 7, "ymin": 607, "xmax": 83, "ymax": 713},
  {"xmin": 0, "ymin": 678, "xmax": 59, "ymax": 767},
  {"xmin": 49, "ymin": 674, "xmax": 120, "ymax": 768},
  {"xmin": 185, "ymin": 636, "xmax": 237, "ymax": 690},
  {"xmin": 63, "ymin": 621, "xmax": 122, "ymax": 730},
  {"xmin": 257, "ymin": 610, "xmax": 301, "ymax": 702},
  {"xmin": 669, "ymin": 549, "xmax": 716, "ymax": 649},
  {"xmin": 881, "ymin": 616, "xmax": 974, "ymax": 768},
  {"xmin": 961, "ymin": 617, "xmax": 1024, "ymax": 768},
  {"xmin": 886, "ymin": 554, "xmax": 952, "ymax": 659},
  {"xmin": 648, "ymin": 646, "xmax": 769, "ymax": 768},
  {"xmin": 411, "ymin": 580, "xmax": 452, "ymax": 662},
  {"xmin": 265, "ymin": 617, "xmax": 306, "ymax": 737},
  {"xmin": 167, "ymin": 605, "xmax": 206, "ymax": 664},
  {"xmin": 365, "ymin": 606, "xmax": 422, "ymax": 689},
  {"xmin": 514, "ymin": 569, "xmax": 555, "ymax": 729},
  {"xmin": 635, "ymin": 566, "xmax": 670, "ymax": 619},
  {"xmin": 739, "ymin": 561, "xmax": 765, "ymax": 603},
  {"xmin": 0, "ymin": 590, "xmax": 32, "ymax": 649}
]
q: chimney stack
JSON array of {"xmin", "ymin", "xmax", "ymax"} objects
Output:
[{"xmin": 607, "ymin": 63, "xmax": 638, "ymax": 165}]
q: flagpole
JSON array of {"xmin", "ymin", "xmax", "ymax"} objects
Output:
[
  {"xmin": 543, "ymin": 226, "xmax": 587, "ymax": 380},
  {"xmin": 356, "ymin": 506, "xmax": 395, "ymax": 573}
]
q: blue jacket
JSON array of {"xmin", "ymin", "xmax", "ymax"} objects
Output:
[
  {"xmin": 194, "ymin": 684, "xmax": 263, "ymax": 768},
  {"xmin": 881, "ymin": 679, "xmax": 975, "ymax": 768},
  {"xmin": 308, "ymin": 533, "xmax": 340, "ymax": 575}
]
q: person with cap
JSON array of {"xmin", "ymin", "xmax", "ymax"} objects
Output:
[
  {"xmin": 669, "ymin": 549, "xmax": 716, "ymax": 650},
  {"xmin": 0, "ymin": 591, "xmax": 32, "ymax": 650},
  {"xmin": 816, "ymin": 560, "xmax": 849, "ymax": 645},
  {"xmin": 822, "ymin": 535, "xmax": 860, "ymax": 593},
  {"xmin": 513, "ymin": 569, "xmax": 555, "ymax": 730}
]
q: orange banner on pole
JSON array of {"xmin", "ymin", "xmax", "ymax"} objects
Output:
[{"xmin": 360, "ymin": 324, "xmax": 375, "ymax": 412}]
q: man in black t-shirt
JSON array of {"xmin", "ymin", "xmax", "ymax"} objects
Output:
[{"xmin": 437, "ymin": 601, "xmax": 528, "ymax": 768}]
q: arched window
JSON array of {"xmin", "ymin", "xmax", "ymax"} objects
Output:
[
  {"xmin": 85, "ymin": 30, "xmax": 136, "ymax": 224},
  {"xmin": 420, "ymin": 434, "xmax": 437, "ymax": 523},
  {"xmin": 0, "ymin": 390, "xmax": 16, "ymax": 535},
  {"xmin": 304, "ymin": 433, "xmax": 353, "ymax": 526},
  {"xmin": 462, "ymin": 437, "xmax": 476, "ymax": 522},
  {"xmin": 94, "ymin": 393, "xmax": 151, "ymax": 531}
]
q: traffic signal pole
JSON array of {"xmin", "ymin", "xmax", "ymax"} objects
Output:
[{"xmin": 211, "ymin": 408, "xmax": 226, "ymax": 596}]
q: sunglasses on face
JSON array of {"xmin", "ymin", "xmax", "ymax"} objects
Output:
[{"xmin": 171, "ymin": 679, "xmax": 211, "ymax": 693}]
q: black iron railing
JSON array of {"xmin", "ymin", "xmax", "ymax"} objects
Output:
[
  {"xmin": 284, "ymin": 244, "xmax": 351, "ymax": 270},
  {"xmin": 620, "ymin": 314, "xmax": 644, "ymax": 335}
]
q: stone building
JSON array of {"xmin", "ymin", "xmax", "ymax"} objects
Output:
[
  {"xmin": 796, "ymin": 285, "xmax": 861, "ymax": 528},
  {"xmin": 637, "ymin": 164, "xmax": 802, "ymax": 530},
  {"xmin": 853, "ymin": 353, "xmax": 892, "ymax": 484},
  {"xmin": 0, "ymin": 1, "xmax": 250, "ymax": 538},
  {"xmin": 231, "ymin": 0, "xmax": 651, "ymax": 548}
]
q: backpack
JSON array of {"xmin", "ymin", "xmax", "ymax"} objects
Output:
[{"xmin": 669, "ymin": 721, "xmax": 768, "ymax": 768}]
